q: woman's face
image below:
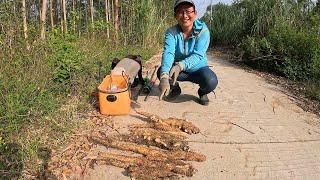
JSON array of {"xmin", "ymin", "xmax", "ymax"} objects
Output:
[{"xmin": 175, "ymin": 4, "xmax": 197, "ymax": 30}]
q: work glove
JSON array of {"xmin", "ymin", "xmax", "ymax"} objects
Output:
[
  {"xmin": 169, "ymin": 62, "xmax": 184, "ymax": 85},
  {"xmin": 159, "ymin": 73, "xmax": 170, "ymax": 100}
]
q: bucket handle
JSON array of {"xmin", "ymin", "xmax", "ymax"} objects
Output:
[
  {"xmin": 121, "ymin": 70, "xmax": 129, "ymax": 86},
  {"xmin": 122, "ymin": 71, "xmax": 132, "ymax": 99},
  {"xmin": 108, "ymin": 70, "xmax": 129, "ymax": 89},
  {"xmin": 99, "ymin": 71, "xmax": 130, "ymax": 94}
]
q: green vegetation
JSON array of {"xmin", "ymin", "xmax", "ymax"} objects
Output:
[
  {"xmin": 0, "ymin": 0, "xmax": 175, "ymax": 178},
  {"xmin": 0, "ymin": 34, "xmax": 159, "ymax": 179},
  {"xmin": 3, "ymin": 0, "xmax": 318, "ymax": 177},
  {"xmin": 203, "ymin": 0, "xmax": 320, "ymax": 101}
]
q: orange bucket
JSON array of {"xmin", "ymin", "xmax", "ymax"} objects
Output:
[{"xmin": 98, "ymin": 74, "xmax": 131, "ymax": 115}]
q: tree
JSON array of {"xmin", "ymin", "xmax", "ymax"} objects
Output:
[
  {"xmin": 105, "ymin": 0, "xmax": 110, "ymax": 38},
  {"xmin": 22, "ymin": 0, "xmax": 29, "ymax": 49},
  {"xmin": 62, "ymin": 0, "xmax": 67, "ymax": 34},
  {"xmin": 49, "ymin": 0, "xmax": 54, "ymax": 29},
  {"xmin": 114, "ymin": 0, "xmax": 119, "ymax": 40},
  {"xmin": 40, "ymin": 0, "xmax": 48, "ymax": 40},
  {"xmin": 90, "ymin": 0, "xmax": 94, "ymax": 36},
  {"xmin": 315, "ymin": 1, "xmax": 320, "ymax": 14},
  {"xmin": 72, "ymin": 0, "xmax": 76, "ymax": 34}
]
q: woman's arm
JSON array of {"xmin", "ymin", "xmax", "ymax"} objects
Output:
[
  {"xmin": 180, "ymin": 28, "xmax": 210, "ymax": 71},
  {"xmin": 161, "ymin": 28, "xmax": 176, "ymax": 74}
]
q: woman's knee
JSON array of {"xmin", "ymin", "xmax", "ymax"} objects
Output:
[
  {"xmin": 207, "ymin": 75, "xmax": 218, "ymax": 91},
  {"xmin": 200, "ymin": 69, "xmax": 218, "ymax": 93}
]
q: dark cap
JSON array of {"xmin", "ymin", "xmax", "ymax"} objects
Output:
[{"xmin": 174, "ymin": 0, "xmax": 195, "ymax": 12}]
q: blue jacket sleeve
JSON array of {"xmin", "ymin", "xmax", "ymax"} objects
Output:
[
  {"xmin": 161, "ymin": 29, "xmax": 176, "ymax": 74},
  {"xmin": 181, "ymin": 29, "xmax": 210, "ymax": 70}
]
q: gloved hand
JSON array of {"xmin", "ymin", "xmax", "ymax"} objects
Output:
[
  {"xmin": 159, "ymin": 74, "xmax": 170, "ymax": 100},
  {"xmin": 169, "ymin": 63, "xmax": 184, "ymax": 85}
]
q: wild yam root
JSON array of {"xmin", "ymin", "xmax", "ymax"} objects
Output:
[
  {"xmin": 97, "ymin": 152, "xmax": 197, "ymax": 178},
  {"xmin": 87, "ymin": 112, "xmax": 205, "ymax": 179},
  {"xmin": 91, "ymin": 136, "xmax": 205, "ymax": 162},
  {"xmin": 136, "ymin": 111, "xmax": 200, "ymax": 134},
  {"xmin": 127, "ymin": 128, "xmax": 189, "ymax": 151}
]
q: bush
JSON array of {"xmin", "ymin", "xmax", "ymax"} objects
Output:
[
  {"xmin": 203, "ymin": 3, "xmax": 244, "ymax": 46},
  {"xmin": 204, "ymin": 0, "xmax": 320, "ymax": 80},
  {"xmin": 203, "ymin": 0, "xmax": 320, "ymax": 101},
  {"xmin": 268, "ymin": 21, "xmax": 320, "ymax": 80}
]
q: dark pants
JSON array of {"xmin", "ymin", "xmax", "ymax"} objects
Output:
[{"xmin": 157, "ymin": 66, "xmax": 218, "ymax": 96}]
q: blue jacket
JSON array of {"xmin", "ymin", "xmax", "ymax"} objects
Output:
[{"xmin": 161, "ymin": 19, "xmax": 210, "ymax": 74}]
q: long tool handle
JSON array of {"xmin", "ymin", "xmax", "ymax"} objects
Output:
[
  {"xmin": 132, "ymin": 71, "xmax": 149, "ymax": 101},
  {"xmin": 144, "ymin": 65, "xmax": 159, "ymax": 101},
  {"xmin": 133, "ymin": 84, "xmax": 144, "ymax": 101},
  {"xmin": 98, "ymin": 61, "xmax": 102, "ymax": 83}
]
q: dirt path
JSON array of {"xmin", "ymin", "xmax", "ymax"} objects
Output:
[{"xmin": 85, "ymin": 53, "xmax": 320, "ymax": 179}]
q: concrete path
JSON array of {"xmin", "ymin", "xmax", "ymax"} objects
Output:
[{"xmin": 87, "ymin": 53, "xmax": 320, "ymax": 179}]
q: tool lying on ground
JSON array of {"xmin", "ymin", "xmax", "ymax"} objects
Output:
[
  {"xmin": 144, "ymin": 65, "xmax": 159, "ymax": 101},
  {"xmin": 133, "ymin": 65, "xmax": 159, "ymax": 101},
  {"xmin": 132, "ymin": 71, "xmax": 148, "ymax": 101}
]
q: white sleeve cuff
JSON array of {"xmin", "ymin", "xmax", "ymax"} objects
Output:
[{"xmin": 178, "ymin": 62, "xmax": 185, "ymax": 71}]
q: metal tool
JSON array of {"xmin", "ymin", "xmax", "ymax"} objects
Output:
[
  {"xmin": 144, "ymin": 65, "xmax": 159, "ymax": 101},
  {"xmin": 132, "ymin": 71, "xmax": 149, "ymax": 101}
]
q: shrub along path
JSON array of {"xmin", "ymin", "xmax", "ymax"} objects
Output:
[{"xmin": 50, "ymin": 51, "xmax": 320, "ymax": 179}]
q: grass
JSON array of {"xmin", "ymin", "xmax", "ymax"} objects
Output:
[
  {"xmin": 0, "ymin": 0, "xmax": 171, "ymax": 177},
  {"xmin": 0, "ymin": 34, "xmax": 160, "ymax": 179}
]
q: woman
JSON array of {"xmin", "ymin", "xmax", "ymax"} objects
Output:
[{"xmin": 158, "ymin": 0, "xmax": 218, "ymax": 106}]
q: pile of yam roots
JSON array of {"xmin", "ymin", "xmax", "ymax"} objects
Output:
[{"xmin": 49, "ymin": 112, "xmax": 206, "ymax": 179}]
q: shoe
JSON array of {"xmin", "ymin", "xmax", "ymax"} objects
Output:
[
  {"xmin": 198, "ymin": 89, "xmax": 209, "ymax": 106},
  {"xmin": 165, "ymin": 83, "xmax": 181, "ymax": 101}
]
